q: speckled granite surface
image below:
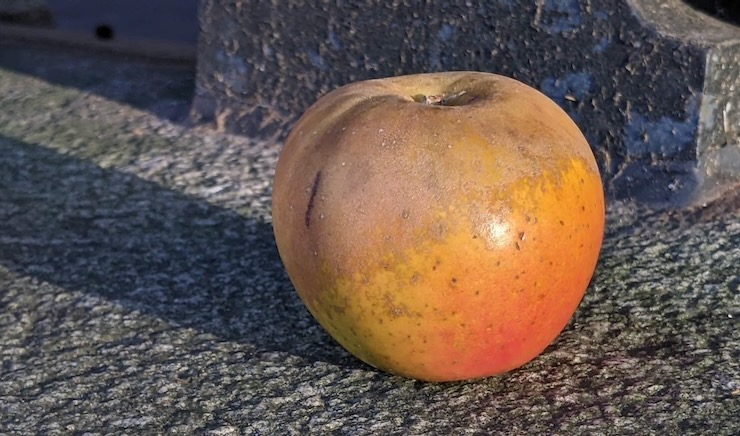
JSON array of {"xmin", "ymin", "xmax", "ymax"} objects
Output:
[{"xmin": 0, "ymin": 43, "xmax": 738, "ymax": 434}]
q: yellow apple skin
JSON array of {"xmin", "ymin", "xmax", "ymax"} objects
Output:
[{"xmin": 271, "ymin": 72, "xmax": 605, "ymax": 382}]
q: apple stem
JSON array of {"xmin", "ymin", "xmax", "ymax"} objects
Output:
[
  {"xmin": 412, "ymin": 94, "xmax": 442, "ymax": 105},
  {"xmin": 412, "ymin": 91, "xmax": 469, "ymax": 106}
]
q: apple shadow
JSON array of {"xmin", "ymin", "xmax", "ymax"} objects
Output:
[{"xmin": 0, "ymin": 135, "xmax": 364, "ymax": 370}]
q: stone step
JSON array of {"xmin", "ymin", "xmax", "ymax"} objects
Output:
[
  {"xmin": 0, "ymin": 0, "xmax": 52, "ymax": 26},
  {"xmin": 0, "ymin": 22, "xmax": 195, "ymax": 64}
]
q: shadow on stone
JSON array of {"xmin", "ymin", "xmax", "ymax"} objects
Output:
[
  {"xmin": 683, "ymin": 0, "xmax": 740, "ymax": 25},
  {"xmin": 0, "ymin": 135, "xmax": 364, "ymax": 370},
  {"xmin": 0, "ymin": 43, "xmax": 195, "ymax": 124}
]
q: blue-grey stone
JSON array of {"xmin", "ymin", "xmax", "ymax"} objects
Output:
[{"xmin": 192, "ymin": 0, "xmax": 740, "ymax": 206}]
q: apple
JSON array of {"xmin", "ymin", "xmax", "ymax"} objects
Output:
[{"xmin": 271, "ymin": 72, "xmax": 605, "ymax": 382}]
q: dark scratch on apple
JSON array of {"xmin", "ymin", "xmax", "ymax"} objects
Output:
[{"xmin": 305, "ymin": 171, "xmax": 322, "ymax": 228}]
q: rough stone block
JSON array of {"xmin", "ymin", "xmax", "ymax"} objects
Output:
[{"xmin": 192, "ymin": 0, "xmax": 739, "ymax": 206}]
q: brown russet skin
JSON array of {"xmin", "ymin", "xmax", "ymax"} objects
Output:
[{"xmin": 272, "ymin": 72, "xmax": 605, "ymax": 382}]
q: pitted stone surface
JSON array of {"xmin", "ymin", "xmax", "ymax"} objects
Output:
[
  {"xmin": 193, "ymin": 0, "xmax": 740, "ymax": 206},
  {"xmin": 0, "ymin": 43, "xmax": 738, "ymax": 434}
]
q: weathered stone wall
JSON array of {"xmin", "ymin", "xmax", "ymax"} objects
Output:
[{"xmin": 193, "ymin": 0, "xmax": 740, "ymax": 205}]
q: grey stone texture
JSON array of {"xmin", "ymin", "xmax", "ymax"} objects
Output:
[
  {"xmin": 1, "ymin": 41, "xmax": 739, "ymax": 434},
  {"xmin": 193, "ymin": 0, "xmax": 740, "ymax": 206}
]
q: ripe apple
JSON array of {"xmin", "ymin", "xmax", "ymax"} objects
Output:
[{"xmin": 271, "ymin": 71, "xmax": 605, "ymax": 382}]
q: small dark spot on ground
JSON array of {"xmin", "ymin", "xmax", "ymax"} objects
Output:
[{"xmin": 94, "ymin": 24, "xmax": 115, "ymax": 40}]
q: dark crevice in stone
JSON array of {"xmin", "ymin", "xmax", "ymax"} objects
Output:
[{"xmin": 683, "ymin": 0, "xmax": 740, "ymax": 25}]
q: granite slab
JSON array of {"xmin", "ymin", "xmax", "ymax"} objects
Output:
[{"xmin": 0, "ymin": 43, "xmax": 738, "ymax": 435}]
